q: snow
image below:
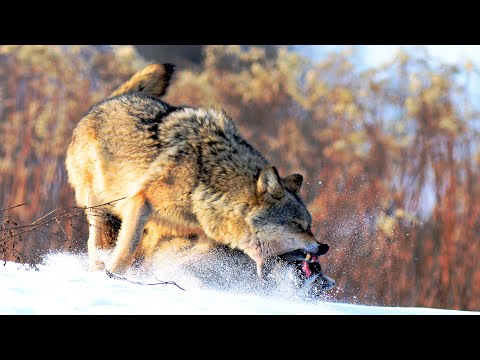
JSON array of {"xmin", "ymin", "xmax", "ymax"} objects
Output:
[{"xmin": 1, "ymin": 252, "xmax": 477, "ymax": 315}]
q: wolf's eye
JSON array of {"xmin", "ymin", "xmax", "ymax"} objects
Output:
[{"xmin": 292, "ymin": 222, "xmax": 304, "ymax": 231}]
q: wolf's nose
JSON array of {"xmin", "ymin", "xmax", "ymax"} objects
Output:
[
  {"xmin": 318, "ymin": 243, "xmax": 329, "ymax": 255},
  {"xmin": 306, "ymin": 242, "xmax": 320, "ymax": 253}
]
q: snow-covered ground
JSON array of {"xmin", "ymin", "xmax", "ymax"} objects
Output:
[{"xmin": 1, "ymin": 252, "xmax": 477, "ymax": 315}]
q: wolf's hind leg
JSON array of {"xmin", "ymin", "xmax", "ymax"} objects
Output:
[
  {"xmin": 105, "ymin": 194, "xmax": 152, "ymax": 274},
  {"xmin": 100, "ymin": 212, "xmax": 122, "ymax": 249}
]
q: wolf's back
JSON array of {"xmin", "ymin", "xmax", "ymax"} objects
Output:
[{"xmin": 66, "ymin": 90, "xmax": 267, "ymax": 208}]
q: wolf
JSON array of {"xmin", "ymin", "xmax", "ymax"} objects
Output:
[{"xmin": 65, "ymin": 63, "xmax": 335, "ymax": 293}]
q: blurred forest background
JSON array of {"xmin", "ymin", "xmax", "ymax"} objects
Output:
[{"xmin": 1, "ymin": 45, "xmax": 479, "ymax": 311}]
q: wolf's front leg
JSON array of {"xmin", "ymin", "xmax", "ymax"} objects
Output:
[
  {"xmin": 87, "ymin": 215, "xmax": 105, "ymax": 271},
  {"xmin": 84, "ymin": 193, "xmax": 106, "ymax": 271},
  {"xmin": 106, "ymin": 194, "xmax": 152, "ymax": 274}
]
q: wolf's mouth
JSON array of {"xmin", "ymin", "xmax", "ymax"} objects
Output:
[
  {"xmin": 279, "ymin": 244, "xmax": 329, "ymax": 273},
  {"xmin": 279, "ymin": 246, "xmax": 328, "ymax": 262}
]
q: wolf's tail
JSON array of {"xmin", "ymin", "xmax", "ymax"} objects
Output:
[{"xmin": 110, "ymin": 63, "xmax": 175, "ymax": 98}]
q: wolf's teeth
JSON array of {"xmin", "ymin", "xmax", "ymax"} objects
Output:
[{"xmin": 305, "ymin": 253, "xmax": 311, "ymax": 261}]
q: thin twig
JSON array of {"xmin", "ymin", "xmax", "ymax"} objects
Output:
[
  {"xmin": 31, "ymin": 208, "xmax": 59, "ymax": 225},
  {"xmin": 1, "ymin": 198, "xmax": 126, "ymax": 241},
  {"xmin": 1, "ymin": 197, "xmax": 128, "ymax": 267},
  {"xmin": 54, "ymin": 217, "xmax": 69, "ymax": 242},
  {"xmin": 0, "ymin": 203, "xmax": 28, "ymax": 212},
  {"xmin": 105, "ymin": 269, "xmax": 186, "ymax": 291}
]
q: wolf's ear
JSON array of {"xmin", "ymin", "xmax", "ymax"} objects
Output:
[
  {"xmin": 257, "ymin": 165, "xmax": 285, "ymax": 200},
  {"xmin": 282, "ymin": 174, "xmax": 303, "ymax": 194},
  {"xmin": 110, "ymin": 63, "xmax": 175, "ymax": 98}
]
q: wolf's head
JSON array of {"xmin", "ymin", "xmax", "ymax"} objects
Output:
[{"xmin": 238, "ymin": 165, "xmax": 332, "ymax": 283}]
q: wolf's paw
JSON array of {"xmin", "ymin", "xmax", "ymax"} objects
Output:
[
  {"xmin": 89, "ymin": 260, "xmax": 106, "ymax": 272},
  {"xmin": 105, "ymin": 259, "xmax": 128, "ymax": 275}
]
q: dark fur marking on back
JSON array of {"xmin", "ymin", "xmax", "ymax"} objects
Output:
[
  {"xmin": 138, "ymin": 103, "xmax": 177, "ymax": 126},
  {"xmin": 195, "ymin": 144, "xmax": 204, "ymax": 188},
  {"xmin": 233, "ymin": 133, "xmax": 265, "ymax": 159},
  {"xmin": 215, "ymin": 130, "xmax": 228, "ymax": 140}
]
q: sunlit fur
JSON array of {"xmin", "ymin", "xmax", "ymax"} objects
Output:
[{"xmin": 65, "ymin": 64, "xmax": 322, "ymax": 276}]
